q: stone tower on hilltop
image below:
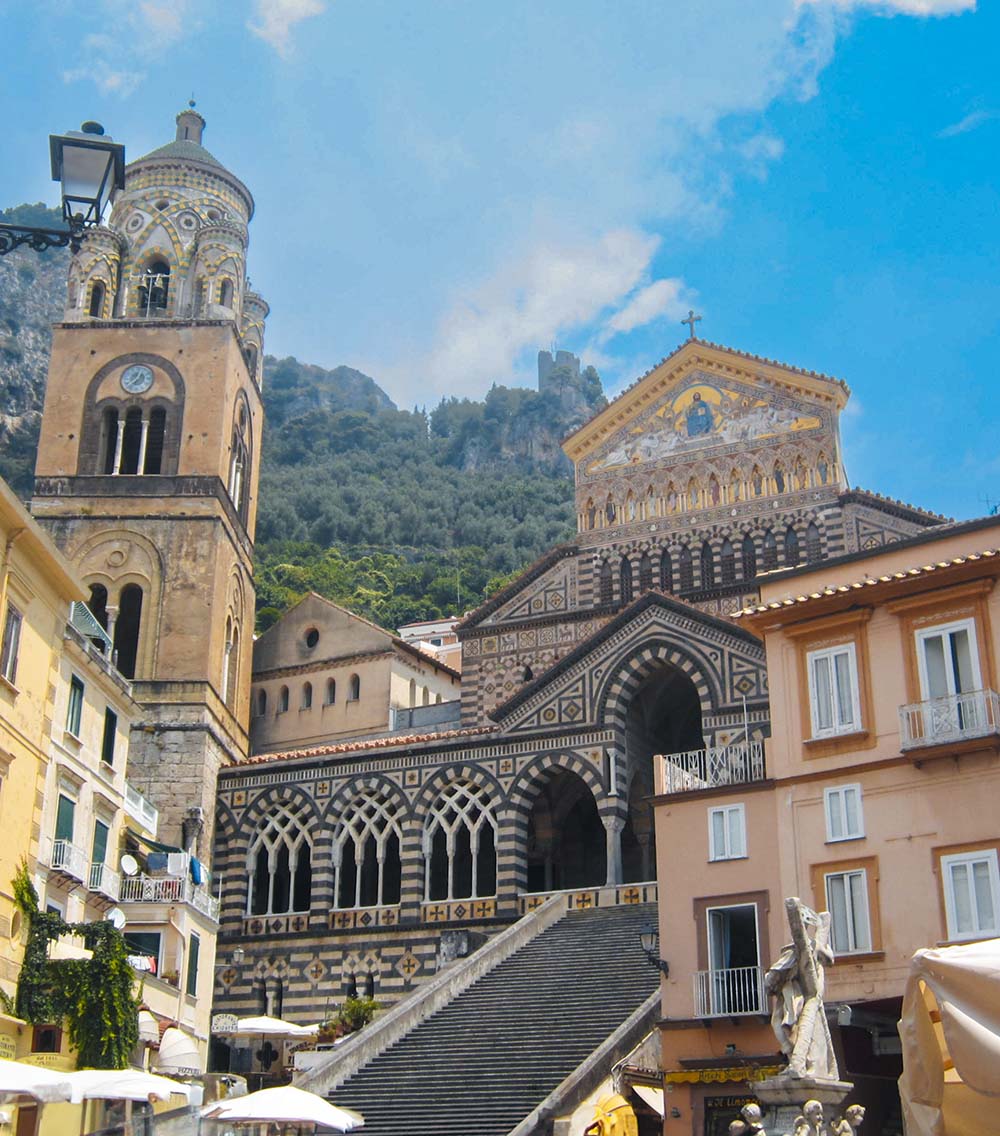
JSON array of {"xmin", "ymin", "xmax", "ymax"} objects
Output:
[{"xmin": 31, "ymin": 107, "xmax": 268, "ymax": 857}]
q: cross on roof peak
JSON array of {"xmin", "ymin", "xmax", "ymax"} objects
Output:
[{"xmin": 681, "ymin": 310, "xmax": 702, "ymax": 340}]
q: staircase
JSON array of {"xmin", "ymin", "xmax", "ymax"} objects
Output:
[{"xmin": 329, "ymin": 904, "xmax": 659, "ymax": 1136}]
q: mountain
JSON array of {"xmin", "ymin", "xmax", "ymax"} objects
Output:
[{"xmin": 0, "ymin": 202, "xmax": 605, "ymax": 627}]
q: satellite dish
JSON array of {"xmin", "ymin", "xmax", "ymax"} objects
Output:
[
  {"xmin": 120, "ymin": 854, "xmax": 139, "ymax": 877},
  {"xmin": 106, "ymin": 907, "xmax": 126, "ymax": 930}
]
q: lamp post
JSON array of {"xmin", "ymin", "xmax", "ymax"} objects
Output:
[
  {"xmin": 0, "ymin": 121, "xmax": 125, "ymax": 256},
  {"xmin": 639, "ymin": 922, "xmax": 670, "ymax": 977}
]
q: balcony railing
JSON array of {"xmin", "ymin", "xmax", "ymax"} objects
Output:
[
  {"xmin": 88, "ymin": 861, "xmax": 121, "ymax": 901},
  {"xmin": 900, "ymin": 689, "xmax": 1000, "ymax": 751},
  {"xmin": 124, "ymin": 782, "xmax": 159, "ymax": 836},
  {"xmin": 660, "ymin": 742, "xmax": 766, "ymax": 794},
  {"xmin": 119, "ymin": 874, "xmax": 220, "ymax": 923},
  {"xmin": 47, "ymin": 839, "xmax": 89, "ymax": 882},
  {"xmin": 693, "ymin": 965, "xmax": 765, "ymax": 1017}
]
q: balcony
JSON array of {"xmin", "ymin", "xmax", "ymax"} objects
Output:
[
  {"xmin": 900, "ymin": 689, "xmax": 1000, "ymax": 753},
  {"xmin": 125, "ymin": 782, "xmax": 159, "ymax": 836},
  {"xmin": 693, "ymin": 965, "xmax": 765, "ymax": 1017},
  {"xmin": 88, "ymin": 861, "xmax": 121, "ymax": 902},
  {"xmin": 119, "ymin": 874, "xmax": 220, "ymax": 923},
  {"xmin": 46, "ymin": 839, "xmax": 89, "ymax": 883},
  {"xmin": 659, "ymin": 742, "xmax": 766, "ymax": 795}
]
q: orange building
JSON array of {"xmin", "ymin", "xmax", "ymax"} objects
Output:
[{"xmin": 652, "ymin": 514, "xmax": 1000, "ymax": 1136}]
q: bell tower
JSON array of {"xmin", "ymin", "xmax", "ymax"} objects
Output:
[{"xmin": 32, "ymin": 107, "xmax": 268, "ymax": 856}]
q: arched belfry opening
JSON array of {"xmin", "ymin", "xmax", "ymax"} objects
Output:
[
  {"xmin": 621, "ymin": 662, "xmax": 704, "ymax": 881},
  {"xmin": 526, "ymin": 769, "xmax": 606, "ymax": 892}
]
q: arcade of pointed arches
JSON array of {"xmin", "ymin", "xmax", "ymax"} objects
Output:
[{"xmin": 579, "ymin": 447, "xmax": 838, "ymax": 531}]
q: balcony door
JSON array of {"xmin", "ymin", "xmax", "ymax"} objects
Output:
[
  {"xmin": 707, "ymin": 903, "xmax": 761, "ymax": 1014},
  {"xmin": 916, "ymin": 619, "xmax": 984, "ymax": 738}
]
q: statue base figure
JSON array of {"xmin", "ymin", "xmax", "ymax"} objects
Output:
[{"xmin": 755, "ymin": 1075, "xmax": 854, "ymax": 1109}]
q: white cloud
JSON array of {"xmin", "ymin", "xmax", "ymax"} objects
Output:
[
  {"xmin": 604, "ymin": 279, "xmax": 690, "ymax": 338},
  {"xmin": 377, "ymin": 229, "xmax": 662, "ymax": 401},
  {"xmin": 138, "ymin": 2, "xmax": 187, "ymax": 49},
  {"xmin": 799, "ymin": 0, "xmax": 974, "ymax": 14},
  {"xmin": 249, "ymin": 0, "xmax": 326, "ymax": 56},
  {"xmin": 62, "ymin": 66, "xmax": 144, "ymax": 98},
  {"xmin": 937, "ymin": 109, "xmax": 997, "ymax": 137},
  {"xmin": 738, "ymin": 133, "xmax": 786, "ymax": 179}
]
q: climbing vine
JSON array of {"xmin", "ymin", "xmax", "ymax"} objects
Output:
[{"xmin": 12, "ymin": 862, "xmax": 140, "ymax": 1068}]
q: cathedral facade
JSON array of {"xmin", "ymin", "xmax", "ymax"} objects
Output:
[{"xmin": 210, "ymin": 338, "xmax": 943, "ymax": 1033}]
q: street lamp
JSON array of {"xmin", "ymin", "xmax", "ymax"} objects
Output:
[
  {"xmin": 639, "ymin": 922, "xmax": 670, "ymax": 977},
  {"xmin": 0, "ymin": 121, "xmax": 125, "ymax": 256}
]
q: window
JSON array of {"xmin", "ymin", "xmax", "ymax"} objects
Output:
[
  {"xmin": 659, "ymin": 550, "xmax": 672, "ymax": 593},
  {"xmin": 186, "ymin": 932, "xmax": 200, "ymax": 997},
  {"xmin": 741, "ymin": 535, "xmax": 756, "ymax": 581},
  {"xmin": 720, "ymin": 539, "xmax": 735, "ymax": 585},
  {"xmin": 101, "ymin": 708, "xmax": 118, "ymax": 766},
  {"xmin": 325, "ymin": 678, "xmax": 336, "ymax": 705},
  {"xmin": 256, "ymin": 689, "xmax": 267, "ymax": 717},
  {"xmin": 620, "ymin": 557, "xmax": 633, "ymax": 604},
  {"xmin": 66, "ymin": 675, "xmax": 85, "ymax": 738},
  {"xmin": 679, "ymin": 546, "xmax": 694, "ymax": 591},
  {"xmin": 806, "ymin": 522, "xmax": 822, "ymax": 563},
  {"xmin": 708, "ymin": 804, "xmax": 746, "ymax": 861},
  {"xmin": 301, "ymin": 682, "xmax": 312, "ymax": 710},
  {"xmin": 88, "ymin": 280, "xmax": 106, "ymax": 318},
  {"xmin": 126, "ymin": 930, "xmax": 162, "ymax": 974},
  {"xmin": 916, "ymin": 619, "xmax": 981, "ymax": 700},
  {"xmin": 761, "ymin": 530, "xmax": 778, "ymax": 572},
  {"xmin": 91, "ymin": 819, "xmax": 109, "ymax": 866},
  {"xmin": 348, "ymin": 674, "xmax": 360, "ymax": 701},
  {"xmin": 247, "ymin": 807, "xmax": 312, "ymax": 916},
  {"xmin": 334, "ymin": 788, "xmax": 403, "ymax": 909},
  {"xmin": 698, "ymin": 903, "xmax": 763, "ymax": 1015},
  {"xmin": 824, "ymin": 784, "xmax": 864, "ymax": 842},
  {"xmin": 807, "ymin": 644, "xmax": 860, "ymax": 738},
  {"xmin": 825, "ymin": 869, "xmax": 872, "ymax": 953},
  {"xmin": 1, "ymin": 603, "xmax": 22, "ymax": 686},
  {"xmin": 113, "ymin": 584, "xmax": 143, "ymax": 679},
  {"xmin": 599, "ymin": 561, "xmax": 613, "ymax": 604},
  {"xmin": 425, "ymin": 781, "xmax": 497, "ymax": 901},
  {"xmin": 784, "ymin": 527, "xmax": 800, "ymax": 566},
  {"xmin": 701, "ymin": 541, "xmax": 715, "ymax": 587},
  {"xmin": 941, "ymin": 850, "xmax": 1000, "ymax": 941},
  {"xmin": 278, "ymin": 686, "xmax": 289, "ymax": 713},
  {"xmin": 638, "ymin": 553, "xmax": 652, "ymax": 593},
  {"xmin": 55, "ymin": 794, "xmax": 76, "ymax": 844}
]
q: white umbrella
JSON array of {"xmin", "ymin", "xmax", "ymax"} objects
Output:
[
  {"xmin": 0, "ymin": 1058, "xmax": 73, "ymax": 1102},
  {"xmin": 67, "ymin": 1067, "xmax": 192, "ymax": 1102},
  {"xmin": 231, "ymin": 1016, "xmax": 319, "ymax": 1037},
  {"xmin": 202, "ymin": 1084, "xmax": 363, "ymax": 1130}
]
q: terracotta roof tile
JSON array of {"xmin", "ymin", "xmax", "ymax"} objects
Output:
[
  {"xmin": 234, "ymin": 724, "xmax": 497, "ymax": 766},
  {"xmin": 734, "ymin": 549, "xmax": 1000, "ymax": 618}
]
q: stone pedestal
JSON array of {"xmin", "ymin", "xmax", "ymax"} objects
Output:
[{"xmin": 755, "ymin": 1075, "xmax": 853, "ymax": 1110}]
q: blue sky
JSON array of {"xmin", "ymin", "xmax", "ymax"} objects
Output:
[{"xmin": 2, "ymin": 0, "xmax": 998, "ymax": 520}]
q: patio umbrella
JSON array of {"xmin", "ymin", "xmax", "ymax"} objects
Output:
[
  {"xmin": 66, "ymin": 1067, "xmax": 192, "ymax": 1102},
  {"xmin": 0, "ymin": 1058, "xmax": 73, "ymax": 1102},
  {"xmin": 223, "ymin": 1017, "xmax": 319, "ymax": 1089},
  {"xmin": 202, "ymin": 1084, "xmax": 363, "ymax": 1131}
]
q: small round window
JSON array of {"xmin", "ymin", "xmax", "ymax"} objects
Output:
[{"xmin": 304, "ymin": 628, "xmax": 320, "ymax": 649}]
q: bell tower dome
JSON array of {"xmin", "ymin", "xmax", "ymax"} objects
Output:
[{"xmin": 33, "ymin": 108, "xmax": 268, "ymax": 855}]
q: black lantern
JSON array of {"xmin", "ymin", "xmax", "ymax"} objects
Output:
[
  {"xmin": 640, "ymin": 922, "xmax": 669, "ymax": 976},
  {"xmin": 0, "ymin": 121, "xmax": 125, "ymax": 256}
]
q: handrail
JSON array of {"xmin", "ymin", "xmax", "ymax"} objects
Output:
[
  {"xmin": 659, "ymin": 742, "xmax": 766, "ymax": 794},
  {"xmin": 900, "ymin": 688, "xmax": 1000, "ymax": 750}
]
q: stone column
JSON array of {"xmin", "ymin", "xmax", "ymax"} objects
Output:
[{"xmin": 603, "ymin": 815, "xmax": 625, "ymax": 887}]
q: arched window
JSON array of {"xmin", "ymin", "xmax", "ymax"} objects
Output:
[
  {"xmin": 120, "ymin": 408, "xmax": 143, "ymax": 474},
  {"xmin": 246, "ymin": 344, "xmax": 258, "ymax": 378},
  {"xmin": 742, "ymin": 535, "xmax": 757, "ymax": 581},
  {"xmin": 638, "ymin": 552, "xmax": 653, "ymax": 593},
  {"xmin": 326, "ymin": 678, "xmax": 337, "ymax": 705},
  {"xmin": 88, "ymin": 280, "xmax": 106, "ymax": 318},
  {"xmin": 144, "ymin": 407, "xmax": 166, "ymax": 474},
  {"xmin": 806, "ymin": 522, "xmax": 822, "ymax": 563},
  {"xmin": 257, "ymin": 689, "xmax": 267, "ymax": 717},
  {"xmin": 138, "ymin": 260, "xmax": 170, "ymax": 315},
  {"xmin": 100, "ymin": 409, "xmax": 119, "ymax": 474},
  {"xmin": 113, "ymin": 584, "xmax": 143, "ymax": 679},
  {"xmin": 679, "ymin": 547, "xmax": 694, "ymax": 591},
  {"xmin": 87, "ymin": 583, "xmax": 109, "ymax": 631},
  {"xmin": 278, "ymin": 686, "xmax": 289, "ymax": 713},
  {"xmin": 599, "ymin": 561, "xmax": 613, "ymax": 605},
  {"xmin": 348, "ymin": 673, "xmax": 360, "ymax": 701},
  {"xmin": 784, "ymin": 526, "xmax": 800, "ymax": 566},
  {"xmin": 422, "ymin": 686, "xmax": 430, "ymax": 706},
  {"xmin": 224, "ymin": 621, "xmax": 240, "ymax": 709},
  {"xmin": 620, "ymin": 556, "xmax": 633, "ymax": 604},
  {"xmin": 248, "ymin": 807, "xmax": 312, "ymax": 915},
  {"xmin": 228, "ymin": 403, "xmax": 251, "ymax": 524},
  {"xmin": 425, "ymin": 781, "xmax": 497, "ymax": 901},
  {"xmin": 762, "ymin": 530, "xmax": 778, "ymax": 572},
  {"xmin": 720, "ymin": 538, "xmax": 735, "ymax": 584},
  {"xmin": 335, "ymin": 788, "xmax": 403, "ymax": 909},
  {"xmin": 219, "ymin": 278, "xmax": 234, "ymax": 308},
  {"xmin": 193, "ymin": 278, "xmax": 205, "ymax": 317},
  {"xmin": 409, "ymin": 678, "xmax": 417, "ymax": 707},
  {"xmin": 584, "ymin": 498, "xmax": 596, "ymax": 530},
  {"xmin": 659, "ymin": 549, "xmax": 672, "ymax": 593},
  {"xmin": 701, "ymin": 541, "xmax": 715, "ymax": 587},
  {"xmin": 302, "ymin": 681, "xmax": 312, "ymax": 710}
]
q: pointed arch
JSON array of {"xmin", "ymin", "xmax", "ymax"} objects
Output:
[
  {"xmin": 424, "ymin": 780, "xmax": 497, "ymax": 901},
  {"xmin": 679, "ymin": 546, "xmax": 694, "ymax": 591},
  {"xmin": 659, "ymin": 549, "xmax": 672, "ymax": 593},
  {"xmin": 806, "ymin": 521, "xmax": 822, "ymax": 563},
  {"xmin": 742, "ymin": 534, "xmax": 757, "ymax": 581},
  {"xmin": 620, "ymin": 556, "xmax": 634, "ymax": 604},
  {"xmin": 762, "ymin": 530, "xmax": 778, "ymax": 572},
  {"xmin": 246, "ymin": 805, "xmax": 313, "ymax": 916},
  {"xmin": 598, "ymin": 560, "xmax": 614, "ymax": 605},
  {"xmin": 638, "ymin": 552, "xmax": 653, "ymax": 593},
  {"xmin": 333, "ymin": 786, "xmax": 404, "ymax": 909},
  {"xmin": 720, "ymin": 538, "xmax": 735, "ymax": 584},
  {"xmin": 784, "ymin": 526, "xmax": 800, "ymax": 566},
  {"xmin": 701, "ymin": 541, "xmax": 715, "ymax": 587}
]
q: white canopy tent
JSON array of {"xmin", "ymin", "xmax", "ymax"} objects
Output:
[
  {"xmin": 202, "ymin": 1084, "xmax": 363, "ymax": 1131},
  {"xmin": 898, "ymin": 937, "xmax": 1000, "ymax": 1136},
  {"xmin": 0, "ymin": 1059, "xmax": 74, "ymax": 1103}
]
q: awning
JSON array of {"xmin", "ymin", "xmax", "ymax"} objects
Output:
[
  {"xmin": 899, "ymin": 937, "xmax": 1000, "ymax": 1136},
  {"xmin": 156, "ymin": 1027, "xmax": 203, "ymax": 1076},
  {"xmin": 633, "ymin": 1085, "xmax": 665, "ymax": 1117},
  {"xmin": 137, "ymin": 1010, "xmax": 160, "ymax": 1045}
]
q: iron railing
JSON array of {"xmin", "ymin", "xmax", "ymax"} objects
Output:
[
  {"xmin": 899, "ymin": 689, "xmax": 1000, "ymax": 750},
  {"xmin": 88, "ymin": 861, "xmax": 121, "ymax": 901},
  {"xmin": 693, "ymin": 965, "xmax": 765, "ymax": 1017},
  {"xmin": 660, "ymin": 742, "xmax": 766, "ymax": 794},
  {"xmin": 119, "ymin": 874, "xmax": 220, "ymax": 922},
  {"xmin": 124, "ymin": 782, "xmax": 159, "ymax": 835},
  {"xmin": 48, "ymin": 839, "xmax": 89, "ymax": 882}
]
